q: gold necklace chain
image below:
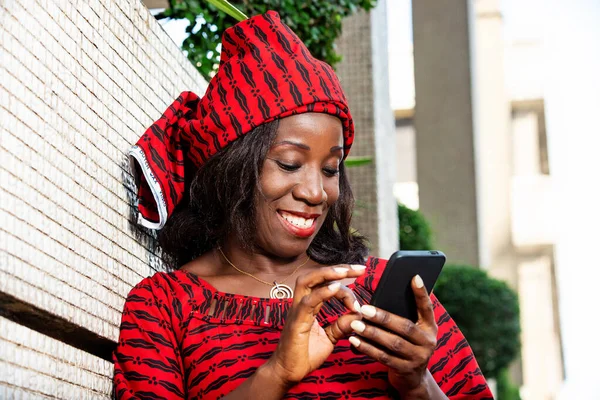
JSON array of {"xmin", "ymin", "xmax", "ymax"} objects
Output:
[{"xmin": 217, "ymin": 247, "xmax": 310, "ymax": 287}]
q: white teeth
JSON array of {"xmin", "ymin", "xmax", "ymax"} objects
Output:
[{"xmin": 280, "ymin": 212, "xmax": 315, "ymax": 229}]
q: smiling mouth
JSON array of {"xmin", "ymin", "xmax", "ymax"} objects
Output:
[{"xmin": 278, "ymin": 211, "xmax": 317, "ymax": 229}]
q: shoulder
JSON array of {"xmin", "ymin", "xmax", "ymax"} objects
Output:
[
  {"xmin": 124, "ymin": 270, "xmax": 209, "ymax": 312},
  {"xmin": 121, "ymin": 271, "xmax": 212, "ymax": 337},
  {"xmin": 126, "ymin": 271, "xmax": 178, "ymax": 299},
  {"xmin": 428, "ymin": 293, "xmax": 493, "ymax": 397}
]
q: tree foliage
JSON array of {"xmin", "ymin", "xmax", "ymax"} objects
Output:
[
  {"xmin": 155, "ymin": 0, "xmax": 377, "ymax": 80},
  {"xmin": 397, "ymin": 203, "xmax": 433, "ymax": 251},
  {"xmin": 397, "ymin": 205, "xmax": 521, "ymax": 379}
]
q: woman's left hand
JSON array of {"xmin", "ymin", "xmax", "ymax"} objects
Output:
[{"xmin": 349, "ymin": 275, "xmax": 440, "ymax": 398}]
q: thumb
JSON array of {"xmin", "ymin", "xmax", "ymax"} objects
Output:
[{"xmin": 325, "ymin": 313, "xmax": 362, "ymax": 344}]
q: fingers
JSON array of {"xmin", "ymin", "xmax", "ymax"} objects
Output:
[
  {"xmin": 293, "ymin": 265, "xmax": 365, "ymax": 307},
  {"xmin": 285, "ymin": 264, "xmax": 365, "ymax": 338},
  {"xmin": 348, "ymin": 335, "xmax": 412, "ymax": 371},
  {"xmin": 348, "ymin": 319, "xmax": 436, "ymax": 377},
  {"xmin": 295, "ymin": 265, "xmax": 366, "ymax": 290},
  {"xmin": 295, "ymin": 278, "xmax": 362, "ymax": 317},
  {"xmin": 358, "ymin": 304, "xmax": 432, "ymax": 346},
  {"xmin": 334, "ymin": 284, "xmax": 362, "ymax": 314},
  {"xmin": 296, "ymin": 281, "xmax": 345, "ymax": 318},
  {"xmin": 411, "ymin": 275, "xmax": 436, "ymax": 327},
  {"xmin": 324, "ymin": 313, "xmax": 362, "ymax": 344},
  {"xmin": 349, "ymin": 319, "xmax": 418, "ymax": 359},
  {"xmin": 322, "ymin": 285, "xmax": 362, "ymax": 343}
]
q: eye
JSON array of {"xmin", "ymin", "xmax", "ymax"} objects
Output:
[
  {"xmin": 323, "ymin": 167, "xmax": 340, "ymax": 177},
  {"xmin": 276, "ymin": 161, "xmax": 300, "ymax": 172}
]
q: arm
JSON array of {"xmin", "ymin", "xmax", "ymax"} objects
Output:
[
  {"xmin": 427, "ymin": 294, "xmax": 493, "ymax": 399},
  {"xmin": 222, "ymin": 265, "xmax": 366, "ymax": 400},
  {"xmin": 380, "ymin": 292, "xmax": 494, "ymax": 400},
  {"xmin": 113, "ymin": 277, "xmax": 185, "ymax": 399},
  {"xmin": 349, "ymin": 277, "xmax": 493, "ymax": 400}
]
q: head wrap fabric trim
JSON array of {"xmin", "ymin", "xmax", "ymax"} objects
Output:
[
  {"xmin": 128, "ymin": 145, "xmax": 167, "ymax": 230},
  {"xmin": 129, "ymin": 11, "xmax": 354, "ymax": 230}
]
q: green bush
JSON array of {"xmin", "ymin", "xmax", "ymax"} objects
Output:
[
  {"xmin": 496, "ymin": 368, "xmax": 522, "ymax": 400},
  {"xmin": 433, "ymin": 265, "xmax": 521, "ymax": 379},
  {"xmin": 397, "ymin": 203, "xmax": 433, "ymax": 250},
  {"xmin": 155, "ymin": 1, "xmax": 377, "ymax": 80}
]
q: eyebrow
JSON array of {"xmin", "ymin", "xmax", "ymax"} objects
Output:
[{"xmin": 272, "ymin": 140, "xmax": 344, "ymax": 154}]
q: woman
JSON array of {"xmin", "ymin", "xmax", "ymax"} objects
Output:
[{"xmin": 114, "ymin": 11, "xmax": 493, "ymax": 399}]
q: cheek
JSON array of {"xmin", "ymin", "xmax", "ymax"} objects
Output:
[
  {"xmin": 325, "ymin": 178, "xmax": 340, "ymax": 205},
  {"xmin": 257, "ymin": 167, "xmax": 298, "ymax": 212},
  {"xmin": 259, "ymin": 165, "xmax": 290, "ymax": 199}
]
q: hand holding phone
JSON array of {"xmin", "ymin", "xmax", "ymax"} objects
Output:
[
  {"xmin": 349, "ymin": 251, "xmax": 446, "ymax": 396},
  {"xmin": 369, "ymin": 250, "xmax": 445, "ymax": 322}
]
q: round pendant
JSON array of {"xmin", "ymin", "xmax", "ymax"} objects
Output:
[{"xmin": 270, "ymin": 283, "xmax": 293, "ymax": 299}]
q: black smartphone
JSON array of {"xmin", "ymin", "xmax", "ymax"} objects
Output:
[{"xmin": 369, "ymin": 250, "xmax": 446, "ymax": 322}]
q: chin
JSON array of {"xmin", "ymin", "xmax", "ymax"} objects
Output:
[
  {"xmin": 268, "ymin": 238, "xmax": 314, "ymax": 259},
  {"xmin": 259, "ymin": 227, "xmax": 321, "ymax": 259}
]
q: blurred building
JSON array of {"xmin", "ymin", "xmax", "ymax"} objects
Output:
[{"xmin": 389, "ymin": 0, "xmax": 567, "ymax": 398}]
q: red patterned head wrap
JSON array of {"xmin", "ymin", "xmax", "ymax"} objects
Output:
[{"xmin": 129, "ymin": 11, "xmax": 354, "ymax": 229}]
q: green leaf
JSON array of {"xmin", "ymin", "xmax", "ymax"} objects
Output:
[
  {"xmin": 205, "ymin": 0, "xmax": 248, "ymax": 21},
  {"xmin": 158, "ymin": 0, "xmax": 378, "ymax": 80},
  {"xmin": 344, "ymin": 156, "xmax": 373, "ymax": 167}
]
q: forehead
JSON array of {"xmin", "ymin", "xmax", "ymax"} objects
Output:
[{"xmin": 274, "ymin": 113, "xmax": 344, "ymax": 146}]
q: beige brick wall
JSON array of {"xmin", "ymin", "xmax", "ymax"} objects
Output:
[
  {"xmin": 336, "ymin": 10, "xmax": 379, "ymax": 253},
  {"xmin": 336, "ymin": 3, "xmax": 397, "ymax": 258},
  {"xmin": 0, "ymin": 0, "xmax": 206, "ymax": 396},
  {"xmin": 0, "ymin": 316, "xmax": 112, "ymax": 398}
]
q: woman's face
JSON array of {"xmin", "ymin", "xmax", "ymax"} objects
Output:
[{"xmin": 254, "ymin": 112, "xmax": 344, "ymax": 258}]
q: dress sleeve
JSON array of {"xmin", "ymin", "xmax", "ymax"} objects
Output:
[
  {"xmin": 428, "ymin": 294, "xmax": 494, "ymax": 399},
  {"xmin": 113, "ymin": 276, "xmax": 186, "ymax": 399}
]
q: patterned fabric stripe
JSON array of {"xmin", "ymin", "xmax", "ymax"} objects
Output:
[
  {"xmin": 114, "ymin": 276, "xmax": 185, "ymax": 399},
  {"xmin": 113, "ymin": 259, "xmax": 493, "ymax": 399}
]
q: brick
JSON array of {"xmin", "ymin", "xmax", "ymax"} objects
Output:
[
  {"xmin": 0, "ymin": 317, "xmax": 112, "ymax": 398},
  {"xmin": 1, "ymin": 0, "xmax": 206, "ymax": 395}
]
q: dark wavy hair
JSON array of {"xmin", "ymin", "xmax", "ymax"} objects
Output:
[{"xmin": 158, "ymin": 119, "xmax": 369, "ymax": 269}]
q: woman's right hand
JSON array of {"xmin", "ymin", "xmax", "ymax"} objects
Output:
[{"xmin": 263, "ymin": 264, "xmax": 366, "ymax": 389}]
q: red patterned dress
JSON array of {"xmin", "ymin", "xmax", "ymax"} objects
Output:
[{"xmin": 113, "ymin": 257, "xmax": 493, "ymax": 399}]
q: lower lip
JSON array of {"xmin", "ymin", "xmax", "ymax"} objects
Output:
[{"xmin": 277, "ymin": 212, "xmax": 317, "ymax": 238}]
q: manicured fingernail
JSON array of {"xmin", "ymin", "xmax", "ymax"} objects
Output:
[
  {"xmin": 353, "ymin": 300, "xmax": 361, "ymax": 313},
  {"xmin": 360, "ymin": 305, "xmax": 376, "ymax": 318},
  {"xmin": 334, "ymin": 267, "xmax": 349, "ymax": 274},
  {"xmin": 415, "ymin": 274, "xmax": 424, "ymax": 288},
  {"xmin": 328, "ymin": 282, "xmax": 341, "ymax": 292},
  {"xmin": 350, "ymin": 320, "xmax": 366, "ymax": 333},
  {"xmin": 349, "ymin": 336, "xmax": 361, "ymax": 348},
  {"xmin": 350, "ymin": 264, "xmax": 366, "ymax": 271}
]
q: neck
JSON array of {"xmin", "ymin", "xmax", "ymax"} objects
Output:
[{"xmin": 218, "ymin": 235, "xmax": 308, "ymax": 276}]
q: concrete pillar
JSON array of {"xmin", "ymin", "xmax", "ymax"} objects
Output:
[
  {"xmin": 412, "ymin": 0, "xmax": 513, "ymax": 273},
  {"xmin": 518, "ymin": 255, "xmax": 563, "ymax": 400},
  {"xmin": 412, "ymin": 0, "xmax": 479, "ymax": 265},
  {"xmin": 471, "ymin": 0, "xmax": 514, "ymax": 282},
  {"xmin": 336, "ymin": 1, "xmax": 398, "ymax": 258}
]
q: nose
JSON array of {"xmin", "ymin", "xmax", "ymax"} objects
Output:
[{"xmin": 293, "ymin": 166, "xmax": 327, "ymax": 205}]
